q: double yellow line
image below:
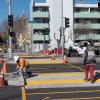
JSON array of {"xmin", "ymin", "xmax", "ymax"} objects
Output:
[{"xmin": 22, "ymin": 88, "xmax": 100, "ymax": 100}]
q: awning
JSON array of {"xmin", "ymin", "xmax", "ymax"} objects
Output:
[{"xmin": 76, "ymin": 34, "xmax": 100, "ymax": 41}]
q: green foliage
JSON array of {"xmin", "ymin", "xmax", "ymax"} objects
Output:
[{"xmin": 0, "ymin": 34, "xmax": 8, "ymax": 43}]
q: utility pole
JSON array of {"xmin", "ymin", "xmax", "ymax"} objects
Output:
[
  {"xmin": 30, "ymin": 0, "xmax": 34, "ymax": 54},
  {"xmin": 61, "ymin": 0, "xmax": 64, "ymax": 58},
  {"xmin": 6, "ymin": 0, "xmax": 13, "ymax": 59}
]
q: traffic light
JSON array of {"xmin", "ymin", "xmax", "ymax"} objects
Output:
[
  {"xmin": 8, "ymin": 15, "xmax": 13, "ymax": 27},
  {"xmin": 9, "ymin": 32, "xmax": 15, "ymax": 37},
  {"xmin": 65, "ymin": 17, "xmax": 70, "ymax": 28}
]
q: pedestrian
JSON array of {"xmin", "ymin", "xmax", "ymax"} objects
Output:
[
  {"xmin": 83, "ymin": 40, "xmax": 96, "ymax": 83},
  {"xmin": 14, "ymin": 56, "xmax": 29, "ymax": 78}
]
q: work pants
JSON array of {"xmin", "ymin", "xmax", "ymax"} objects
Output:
[{"xmin": 84, "ymin": 64, "xmax": 95, "ymax": 81}]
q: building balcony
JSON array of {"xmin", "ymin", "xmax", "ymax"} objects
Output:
[
  {"xmin": 74, "ymin": 12, "xmax": 100, "ymax": 18},
  {"xmin": 32, "ymin": 11, "xmax": 49, "ymax": 18},
  {"xmin": 75, "ymin": 23, "xmax": 100, "ymax": 29},
  {"xmin": 32, "ymin": 23, "xmax": 49, "ymax": 29},
  {"xmin": 76, "ymin": 34, "xmax": 100, "ymax": 41},
  {"xmin": 32, "ymin": 34, "xmax": 50, "ymax": 41}
]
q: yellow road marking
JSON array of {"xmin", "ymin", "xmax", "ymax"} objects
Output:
[
  {"xmin": 51, "ymin": 96, "xmax": 100, "ymax": 100},
  {"xmin": 27, "ymin": 79, "xmax": 100, "ymax": 86},
  {"xmin": 29, "ymin": 61, "xmax": 63, "ymax": 64},
  {"xmin": 22, "ymin": 87, "xmax": 26, "ymax": 100},
  {"xmin": 42, "ymin": 97, "xmax": 50, "ymax": 100},
  {"xmin": 26, "ymin": 89, "xmax": 100, "ymax": 95}
]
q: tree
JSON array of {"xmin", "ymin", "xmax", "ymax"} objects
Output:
[
  {"xmin": 14, "ymin": 15, "xmax": 31, "ymax": 52},
  {"xmin": 0, "ymin": 15, "xmax": 30, "ymax": 52},
  {"xmin": 14, "ymin": 16, "xmax": 28, "ymax": 37},
  {"xmin": 54, "ymin": 27, "xmax": 62, "ymax": 49},
  {"xmin": 0, "ymin": 21, "xmax": 9, "ymax": 34}
]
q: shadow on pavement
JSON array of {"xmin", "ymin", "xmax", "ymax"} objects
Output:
[{"xmin": 95, "ymin": 72, "xmax": 100, "ymax": 81}]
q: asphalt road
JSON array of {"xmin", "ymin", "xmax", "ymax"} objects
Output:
[
  {"xmin": 0, "ymin": 62, "xmax": 99, "ymax": 74},
  {"xmin": 1, "ymin": 86, "xmax": 100, "ymax": 100},
  {"xmin": 0, "ymin": 63, "xmax": 83, "ymax": 73},
  {"xmin": 0, "ymin": 86, "xmax": 22, "ymax": 100},
  {"xmin": 0, "ymin": 57, "xmax": 100, "ymax": 100},
  {"xmin": 25, "ymin": 86, "xmax": 100, "ymax": 100}
]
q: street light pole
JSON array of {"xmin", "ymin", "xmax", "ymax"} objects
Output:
[{"xmin": 6, "ymin": 0, "xmax": 13, "ymax": 59}]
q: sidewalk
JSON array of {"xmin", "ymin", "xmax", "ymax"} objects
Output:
[{"xmin": 25, "ymin": 71, "xmax": 100, "ymax": 89}]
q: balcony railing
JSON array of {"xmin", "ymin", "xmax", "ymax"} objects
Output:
[
  {"xmin": 75, "ymin": 23, "xmax": 100, "ymax": 29},
  {"xmin": 33, "ymin": 11, "xmax": 49, "ymax": 18},
  {"xmin": 32, "ymin": 23, "xmax": 49, "ymax": 29},
  {"xmin": 74, "ymin": 12, "xmax": 100, "ymax": 18}
]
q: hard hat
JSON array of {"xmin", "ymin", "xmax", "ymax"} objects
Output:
[{"xmin": 14, "ymin": 56, "xmax": 19, "ymax": 62}]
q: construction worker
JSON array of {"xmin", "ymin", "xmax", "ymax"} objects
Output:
[
  {"xmin": 83, "ymin": 40, "xmax": 96, "ymax": 83},
  {"xmin": 14, "ymin": 56, "xmax": 29, "ymax": 77}
]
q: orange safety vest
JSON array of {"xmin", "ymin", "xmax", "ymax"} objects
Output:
[{"xmin": 17, "ymin": 58, "xmax": 27, "ymax": 71}]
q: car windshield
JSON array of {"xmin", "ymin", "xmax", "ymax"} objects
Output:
[
  {"xmin": 75, "ymin": 41, "xmax": 83, "ymax": 46},
  {"xmin": 75, "ymin": 41, "xmax": 89, "ymax": 46}
]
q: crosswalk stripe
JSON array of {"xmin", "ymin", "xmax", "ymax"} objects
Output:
[
  {"xmin": 29, "ymin": 61, "xmax": 63, "ymax": 64},
  {"xmin": 26, "ymin": 79, "xmax": 100, "ymax": 86}
]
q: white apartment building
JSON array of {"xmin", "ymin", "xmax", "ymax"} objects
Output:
[
  {"xmin": 29, "ymin": 0, "xmax": 100, "ymax": 52},
  {"xmin": 74, "ymin": 3, "xmax": 100, "ymax": 43},
  {"xmin": 29, "ymin": 0, "xmax": 50, "ymax": 51}
]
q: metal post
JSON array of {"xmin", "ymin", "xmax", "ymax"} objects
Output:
[
  {"xmin": 30, "ymin": 0, "xmax": 34, "ymax": 54},
  {"xmin": 61, "ymin": 0, "xmax": 64, "ymax": 58},
  {"xmin": 7, "ymin": 0, "xmax": 13, "ymax": 59}
]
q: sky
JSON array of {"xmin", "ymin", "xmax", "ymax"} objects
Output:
[{"xmin": 0, "ymin": 0, "xmax": 98, "ymax": 24}]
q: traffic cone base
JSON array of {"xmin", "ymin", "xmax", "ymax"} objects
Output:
[
  {"xmin": 0, "ymin": 76, "xmax": 5, "ymax": 87},
  {"xmin": 0, "ymin": 62, "xmax": 7, "ymax": 88},
  {"xmin": 51, "ymin": 55, "xmax": 55, "ymax": 60},
  {"xmin": 63, "ymin": 55, "xmax": 68, "ymax": 64},
  {"xmin": 2, "ymin": 63, "xmax": 7, "ymax": 75}
]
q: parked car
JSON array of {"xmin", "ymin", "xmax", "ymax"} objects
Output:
[{"xmin": 65, "ymin": 41, "xmax": 90, "ymax": 57}]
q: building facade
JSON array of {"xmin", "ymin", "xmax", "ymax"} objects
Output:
[
  {"xmin": 29, "ymin": 0, "xmax": 50, "ymax": 52},
  {"xmin": 74, "ymin": 3, "xmax": 100, "ymax": 43},
  {"xmin": 29, "ymin": 0, "xmax": 100, "ymax": 52}
]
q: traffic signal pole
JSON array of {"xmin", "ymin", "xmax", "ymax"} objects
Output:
[
  {"xmin": 7, "ymin": 0, "xmax": 13, "ymax": 59},
  {"xmin": 61, "ymin": 0, "xmax": 64, "ymax": 58}
]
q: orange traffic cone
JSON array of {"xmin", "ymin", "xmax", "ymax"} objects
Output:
[
  {"xmin": 0, "ymin": 60, "xmax": 7, "ymax": 88},
  {"xmin": 2, "ymin": 62, "xmax": 7, "ymax": 75},
  {"xmin": 0, "ymin": 76, "xmax": 5, "ymax": 88},
  {"xmin": 63, "ymin": 55, "xmax": 68, "ymax": 64},
  {"xmin": 0, "ymin": 62, "xmax": 7, "ymax": 87},
  {"xmin": 51, "ymin": 54, "xmax": 55, "ymax": 60}
]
